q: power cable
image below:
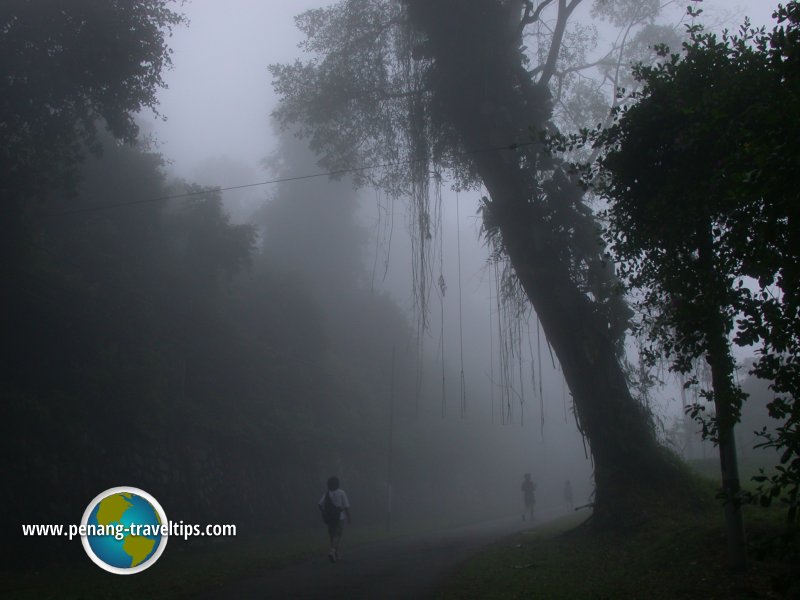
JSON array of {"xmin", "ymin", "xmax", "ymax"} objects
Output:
[{"xmin": 45, "ymin": 140, "xmax": 538, "ymax": 218}]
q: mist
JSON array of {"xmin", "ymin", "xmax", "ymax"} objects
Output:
[
  {"xmin": 3, "ymin": 0, "xmax": 795, "ymax": 597},
  {"xmin": 157, "ymin": 0, "xmax": 601, "ymax": 523}
]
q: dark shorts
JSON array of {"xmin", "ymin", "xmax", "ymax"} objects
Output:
[{"xmin": 327, "ymin": 520, "xmax": 343, "ymax": 538}]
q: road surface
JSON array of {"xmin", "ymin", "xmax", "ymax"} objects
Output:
[{"xmin": 196, "ymin": 508, "xmax": 564, "ymax": 599}]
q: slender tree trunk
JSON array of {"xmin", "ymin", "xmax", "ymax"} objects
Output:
[
  {"xmin": 705, "ymin": 332, "xmax": 747, "ymax": 569},
  {"xmin": 405, "ymin": 0, "xmax": 687, "ymax": 520},
  {"xmin": 698, "ymin": 223, "xmax": 747, "ymax": 569},
  {"xmin": 715, "ymin": 411, "xmax": 746, "ymax": 569}
]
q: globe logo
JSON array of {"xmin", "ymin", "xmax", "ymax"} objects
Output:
[{"xmin": 81, "ymin": 486, "xmax": 168, "ymax": 574}]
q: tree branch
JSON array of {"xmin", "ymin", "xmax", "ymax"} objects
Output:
[
  {"xmin": 554, "ymin": 53, "xmax": 618, "ymax": 78},
  {"xmin": 536, "ymin": 0, "xmax": 583, "ymax": 89},
  {"xmin": 512, "ymin": 0, "xmax": 554, "ymax": 44},
  {"xmin": 523, "ymin": 0, "xmax": 555, "ymax": 26}
]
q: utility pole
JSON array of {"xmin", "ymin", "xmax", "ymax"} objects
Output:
[{"xmin": 387, "ymin": 345, "xmax": 395, "ymax": 530}]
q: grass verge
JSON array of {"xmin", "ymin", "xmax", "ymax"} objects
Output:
[{"xmin": 435, "ymin": 475, "xmax": 797, "ymax": 599}]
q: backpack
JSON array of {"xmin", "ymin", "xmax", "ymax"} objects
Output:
[{"xmin": 321, "ymin": 491, "xmax": 342, "ymax": 525}]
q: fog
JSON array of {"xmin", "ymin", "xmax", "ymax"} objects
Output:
[
  {"xmin": 153, "ymin": 0, "xmax": 609, "ymax": 518},
  {"xmin": 145, "ymin": 0, "xmax": 776, "ymax": 517},
  {"xmin": 3, "ymin": 0, "xmax": 791, "ymax": 595}
]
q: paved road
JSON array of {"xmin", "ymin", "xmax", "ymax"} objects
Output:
[{"xmin": 195, "ymin": 508, "xmax": 564, "ymax": 600}]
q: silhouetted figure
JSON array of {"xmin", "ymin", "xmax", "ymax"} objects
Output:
[
  {"xmin": 563, "ymin": 479, "xmax": 574, "ymax": 511},
  {"xmin": 319, "ymin": 476, "xmax": 351, "ymax": 562},
  {"xmin": 520, "ymin": 473, "xmax": 535, "ymax": 521}
]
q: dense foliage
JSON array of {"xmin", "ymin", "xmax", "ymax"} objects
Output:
[
  {"xmin": 0, "ymin": 0, "xmax": 184, "ymax": 208},
  {"xmin": 584, "ymin": 1, "xmax": 800, "ymax": 553}
]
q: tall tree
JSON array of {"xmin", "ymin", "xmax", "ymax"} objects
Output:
[
  {"xmin": 586, "ymin": 2, "xmax": 800, "ymax": 565},
  {"xmin": 733, "ymin": 3, "xmax": 800, "ymax": 543},
  {"xmin": 586, "ymin": 35, "xmax": 758, "ymax": 568},
  {"xmin": 270, "ymin": 0, "xmax": 687, "ymax": 520}
]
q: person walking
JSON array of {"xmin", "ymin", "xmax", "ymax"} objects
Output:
[
  {"xmin": 520, "ymin": 473, "xmax": 535, "ymax": 522},
  {"xmin": 319, "ymin": 476, "xmax": 351, "ymax": 562}
]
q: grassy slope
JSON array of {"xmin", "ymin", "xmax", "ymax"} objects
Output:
[{"xmin": 435, "ymin": 463, "xmax": 797, "ymax": 600}]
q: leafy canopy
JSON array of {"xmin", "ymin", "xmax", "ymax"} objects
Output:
[
  {"xmin": 586, "ymin": 1, "xmax": 800, "ymax": 531},
  {"xmin": 0, "ymin": 0, "xmax": 184, "ymax": 201}
]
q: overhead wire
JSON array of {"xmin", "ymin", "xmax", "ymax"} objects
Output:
[
  {"xmin": 34, "ymin": 136, "xmax": 561, "ymax": 428},
  {"xmin": 44, "ymin": 140, "xmax": 539, "ymax": 218}
]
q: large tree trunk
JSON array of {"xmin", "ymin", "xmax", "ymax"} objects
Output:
[
  {"xmin": 475, "ymin": 146, "xmax": 684, "ymax": 518},
  {"xmin": 406, "ymin": 0, "xmax": 687, "ymax": 519}
]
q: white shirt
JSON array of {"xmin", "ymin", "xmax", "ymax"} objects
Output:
[{"xmin": 319, "ymin": 489, "xmax": 350, "ymax": 520}]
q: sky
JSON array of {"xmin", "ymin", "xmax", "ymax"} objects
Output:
[
  {"xmin": 153, "ymin": 0, "xmax": 323, "ymax": 178},
  {"xmin": 151, "ymin": 0, "xmax": 779, "ymax": 181}
]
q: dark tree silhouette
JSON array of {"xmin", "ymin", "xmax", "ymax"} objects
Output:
[
  {"xmin": 588, "ymin": 2, "xmax": 800, "ymax": 563},
  {"xmin": 1, "ymin": 0, "xmax": 185, "ymax": 375}
]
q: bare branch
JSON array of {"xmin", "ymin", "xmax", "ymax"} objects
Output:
[
  {"xmin": 554, "ymin": 53, "xmax": 618, "ymax": 78},
  {"xmin": 511, "ymin": 0, "xmax": 554, "ymax": 44},
  {"xmin": 522, "ymin": 0, "xmax": 555, "ymax": 26},
  {"xmin": 536, "ymin": 0, "xmax": 583, "ymax": 89}
]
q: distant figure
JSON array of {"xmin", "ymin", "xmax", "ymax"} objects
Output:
[
  {"xmin": 520, "ymin": 473, "xmax": 535, "ymax": 522},
  {"xmin": 563, "ymin": 479, "xmax": 574, "ymax": 511},
  {"xmin": 318, "ymin": 476, "xmax": 351, "ymax": 563}
]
